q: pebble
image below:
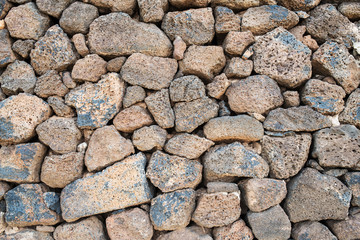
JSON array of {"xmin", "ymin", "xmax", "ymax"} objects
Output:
[
  {"xmin": 34, "ymin": 70, "xmax": 69, "ymax": 98},
  {"xmin": 113, "ymin": 105, "xmax": 153, "ymax": 133},
  {"xmin": 145, "ymin": 89, "xmax": 175, "ymax": 128},
  {"xmin": 169, "ymin": 75, "xmax": 206, "ymax": 103},
  {"xmin": 223, "ymin": 31, "xmax": 255, "ymax": 56},
  {"xmin": 106, "ymin": 57, "xmax": 126, "ymax": 72},
  {"xmin": 207, "ymin": 182, "xmax": 239, "ymax": 193},
  {"xmin": 132, "ymin": 125, "xmax": 167, "ymax": 151},
  {"xmin": 61, "ymin": 71, "xmax": 76, "ymax": 89},
  {"xmin": 292, "ymin": 221, "xmax": 338, "ymax": 240},
  {"xmin": 71, "ymin": 54, "xmax": 107, "ymax": 82},
  {"xmin": 0, "ymin": 29, "xmax": 16, "ymax": 68},
  {"xmin": 35, "ymin": 225, "xmax": 55, "ymax": 233},
  {"xmin": 339, "ymin": 89, "xmax": 360, "ymax": 128}
]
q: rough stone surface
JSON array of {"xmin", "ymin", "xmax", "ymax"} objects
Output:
[
  {"xmin": 138, "ymin": 0, "xmax": 167, "ymax": 23},
  {"xmin": 169, "ymin": 75, "xmax": 206, "ymax": 103},
  {"xmin": 132, "ymin": 125, "xmax": 167, "ymax": 151},
  {"xmin": 212, "ymin": 0, "xmax": 260, "ymax": 10},
  {"xmin": 224, "ymin": 58, "xmax": 253, "ymax": 79},
  {"xmin": 0, "ymin": 229, "xmax": 54, "ymax": 240},
  {"xmin": 277, "ymin": 0, "xmax": 321, "ymax": 11},
  {"xmin": 284, "ymin": 168, "xmax": 351, "ymax": 222},
  {"xmin": 327, "ymin": 210, "xmax": 360, "ymax": 240},
  {"xmin": 339, "ymin": 2, "xmax": 360, "ymax": 20},
  {"xmin": 206, "ymin": 73, "xmax": 231, "ymax": 99},
  {"xmin": 344, "ymin": 172, "xmax": 360, "ymax": 207},
  {"xmin": 121, "ymin": 53, "xmax": 178, "ymax": 90},
  {"xmin": 34, "ymin": 70, "xmax": 69, "ymax": 98},
  {"xmin": 207, "ymin": 182, "xmax": 238, "ymax": 193},
  {"xmin": 204, "ymin": 115, "xmax": 264, "ymax": 142},
  {"xmin": 11, "ymin": 39, "xmax": 35, "ymax": 59},
  {"xmin": 204, "ymin": 142, "xmax": 269, "ymax": 182},
  {"xmin": 173, "ymin": 36, "xmax": 186, "ymax": 60},
  {"xmin": 169, "ymin": 0, "xmax": 210, "ymax": 8},
  {"xmin": 283, "ymin": 91, "xmax": 300, "ymax": 107},
  {"xmin": 88, "ymin": 0, "xmax": 136, "ymax": 14},
  {"xmin": 0, "ymin": 182, "xmax": 10, "ymax": 200},
  {"xmin": 215, "ymin": 6, "xmax": 240, "ymax": 34},
  {"xmin": 106, "ymin": 57, "xmax": 126, "ymax": 72},
  {"xmin": 47, "ymin": 96, "xmax": 75, "ymax": 118},
  {"xmin": 88, "ymin": 13, "xmax": 172, "ymax": 57},
  {"xmin": 123, "ymin": 86, "xmax": 146, "ymax": 108},
  {"xmin": 113, "ymin": 105, "xmax": 153, "ymax": 133},
  {"xmin": 223, "ymin": 31, "xmax": 255, "ymax": 56},
  {"xmin": 339, "ymin": 89, "xmax": 360, "ymax": 128},
  {"xmin": 156, "ymin": 225, "xmax": 212, "ymax": 240},
  {"xmin": 145, "ymin": 89, "xmax": 175, "ymax": 128},
  {"xmin": 213, "ymin": 219, "xmax": 254, "ymax": 240},
  {"xmin": 0, "ymin": 29, "xmax": 16, "ymax": 68},
  {"xmin": 36, "ymin": 0, "xmax": 72, "ymax": 18},
  {"xmin": 61, "ymin": 153, "xmax": 153, "ymax": 222},
  {"xmin": 71, "ymin": 54, "xmax": 107, "ymax": 82},
  {"xmin": 72, "ymin": 33, "xmax": 89, "ymax": 57},
  {"xmin": 292, "ymin": 221, "xmax": 337, "ymax": 240}
]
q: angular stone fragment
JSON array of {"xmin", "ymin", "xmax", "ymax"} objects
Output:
[
  {"xmin": 62, "ymin": 71, "xmax": 76, "ymax": 89},
  {"xmin": 226, "ymin": 75, "xmax": 283, "ymax": 114},
  {"xmin": 213, "ymin": 219, "xmax": 254, "ymax": 240},
  {"xmin": 54, "ymin": 216, "xmax": 106, "ymax": 240},
  {"xmin": 5, "ymin": 184, "xmax": 60, "ymax": 227},
  {"xmin": 215, "ymin": 6, "xmax": 240, "ymax": 34},
  {"xmin": 36, "ymin": 0, "xmax": 72, "ymax": 18},
  {"xmin": 340, "ymin": 89, "xmax": 360, "ymax": 128},
  {"xmin": 121, "ymin": 53, "xmax": 177, "ymax": 90},
  {"xmin": 34, "ymin": 70, "xmax": 69, "ymax": 98},
  {"xmin": 292, "ymin": 221, "xmax": 338, "ymax": 240},
  {"xmin": 65, "ymin": 73, "xmax": 125, "ymax": 129},
  {"xmin": 327, "ymin": 210, "xmax": 360, "ymax": 240},
  {"xmin": 41, "ymin": 152, "xmax": 83, "ymax": 189},
  {"xmin": 88, "ymin": 0, "xmax": 136, "ymax": 15},
  {"xmin": 264, "ymin": 106, "xmax": 332, "ymax": 132},
  {"xmin": 85, "ymin": 125, "xmax": 134, "ymax": 172},
  {"xmin": 11, "ymin": 39, "xmax": 35, "ymax": 58},
  {"xmin": 5, "ymin": 2, "xmax": 50, "ymax": 40},
  {"xmin": 206, "ymin": 73, "xmax": 231, "ymax": 99},
  {"xmin": 123, "ymin": 86, "xmax": 146, "ymax": 108},
  {"xmin": 174, "ymin": 97, "xmax": 218, "ymax": 133},
  {"xmin": 261, "ymin": 133, "xmax": 312, "ymax": 179},
  {"xmin": 0, "ymin": 229, "xmax": 53, "ymax": 240},
  {"xmin": 157, "ymin": 225, "xmax": 212, "ymax": 240},
  {"xmin": 277, "ymin": 0, "xmax": 321, "ymax": 11},
  {"xmin": 61, "ymin": 153, "xmax": 153, "ymax": 222},
  {"xmin": 207, "ymin": 182, "xmax": 238, "ymax": 193},
  {"xmin": 132, "ymin": 125, "xmax": 167, "ymax": 151},
  {"xmin": 0, "ymin": 182, "xmax": 10, "ymax": 200},
  {"xmin": 312, "ymin": 41, "xmax": 360, "ymax": 94},
  {"xmin": 88, "ymin": 13, "xmax": 172, "ymax": 57},
  {"xmin": 36, "ymin": 117, "xmax": 82, "ymax": 154},
  {"xmin": 72, "ymin": 33, "xmax": 89, "ymax": 57},
  {"xmin": 106, "ymin": 208, "xmax": 153, "ymax": 240},
  {"xmin": 204, "ymin": 115, "xmax": 264, "ymax": 142},
  {"xmin": 344, "ymin": 172, "xmax": 360, "ymax": 207},
  {"xmin": 242, "ymin": 5, "xmax": 299, "ymax": 35},
  {"xmin": 223, "ymin": 31, "xmax": 255, "ymax": 56},
  {"xmin": 30, "ymin": 25, "xmax": 77, "ymax": 75},
  {"xmin": 284, "ymin": 168, "xmax": 351, "ymax": 222},
  {"xmin": 204, "ymin": 142, "xmax": 269, "ymax": 182},
  {"xmin": 0, "ymin": 93, "xmax": 51, "ymax": 144},
  {"xmin": 253, "ymin": 27, "xmax": 312, "ymax": 88},
  {"xmin": 312, "ymin": 125, "xmax": 360, "ymax": 169},
  {"xmin": 339, "ymin": 2, "xmax": 360, "ymax": 20},
  {"xmin": 145, "ymin": 89, "xmax": 175, "ymax": 128},
  {"xmin": 106, "ymin": 57, "xmax": 126, "ymax": 72},
  {"xmin": 59, "ymin": 2, "xmax": 98, "ymax": 35},
  {"xmin": 180, "ymin": 45, "xmax": 226, "ymax": 82},
  {"xmin": 150, "ymin": 189, "xmax": 195, "ymax": 231},
  {"xmin": 224, "ymin": 58, "xmax": 253, "ymax": 78},
  {"xmin": 71, "ymin": 54, "xmax": 107, "ymax": 82},
  {"xmin": 138, "ymin": 0, "xmax": 167, "ymax": 23},
  {"xmin": 0, "ymin": 60, "xmax": 36, "ymax": 95},
  {"xmin": 212, "ymin": 0, "xmax": 260, "ymax": 10},
  {"xmin": 247, "ymin": 205, "xmax": 291, "ymax": 240},
  {"xmin": 169, "ymin": 0, "xmax": 210, "ymax": 8},
  {"xmin": 283, "ymin": 91, "xmax": 300, "ymax": 107},
  {"xmin": 164, "ymin": 133, "xmax": 214, "ymax": 159},
  {"xmin": 0, "ymin": 30, "xmax": 16, "ymax": 68},
  {"xmin": 147, "ymin": 151, "xmax": 202, "ymax": 192},
  {"xmin": 47, "ymin": 96, "xmax": 75, "ymax": 118},
  {"xmin": 169, "ymin": 75, "xmax": 206, "ymax": 103},
  {"xmin": 162, "ymin": 8, "xmax": 214, "ymax": 45},
  {"xmin": 113, "ymin": 105, "xmax": 153, "ymax": 133},
  {"xmin": 173, "ymin": 36, "xmax": 186, "ymax": 60},
  {"xmin": 0, "ymin": 143, "xmax": 46, "ymax": 183}
]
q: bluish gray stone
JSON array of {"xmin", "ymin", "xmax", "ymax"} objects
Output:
[{"xmin": 344, "ymin": 172, "xmax": 360, "ymax": 207}]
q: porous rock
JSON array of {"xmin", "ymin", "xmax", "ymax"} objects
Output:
[
  {"xmin": 223, "ymin": 31, "xmax": 255, "ymax": 56},
  {"xmin": 156, "ymin": 225, "xmax": 212, "ymax": 240},
  {"xmin": 47, "ymin": 96, "xmax": 75, "ymax": 118},
  {"xmin": 88, "ymin": 0, "xmax": 136, "ymax": 15},
  {"xmin": 214, "ymin": 6, "xmax": 240, "ymax": 34},
  {"xmin": 327, "ymin": 210, "xmax": 360, "ymax": 240},
  {"xmin": 339, "ymin": 2, "xmax": 360, "ymax": 20},
  {"xmin": 138, "ymin": 0, "xmax": 168, "ymax": 23},
  {"xmin": 34, "ymin": 70, "xmax": 69, "ymax": 98},
  {"xmin": 212, "ymin": 0, "xmax": 260, "ymax": 10},
  {"xmin": 36, "ymin": 0, "xmax": 72, "ymax": 18},
  {"xmin": 11, "ymin": 39, "xmax": 35, "ymax": 59},
  {"xmin": 344, "ymin": 172, "xmax": 360, "ymax": 207},
  {"xmin": 277, "ymin": 0, "xmax": 321, "ymax": 11},
  {"xmin": 339, "ymin": 89, "xmax": 360, "ymax": 128},
  {"xmin": 213, "ymin": 219, "xmax": 254, "ymax": 240},
  {"xmin": 224, "ymin": 58, "xmax": 253, "ymax": 79},
  {"xmin": 0, "ymin": 229, "xmax": 53, "ymax": 240},
  {"xmin": 113, "ymin": 105, "xmax": 153, "ymax": 133},
  {"xmin": 123, "ymin": 86, "xmax": 146, "ymax": 108},
  {"xmin": 206, "ymin": 73, "xmax": 231, "ymax": 99},
  {"xmin": 292, "ymin": 221, "xmax": 338, "ymax": 240},
  {"xmin": 132, "ymin": 125, "xmax": 167, "ymax": 151},
  {"xmin": 71, "ymin": 54, "xmax": 107, "ymax": 82}
]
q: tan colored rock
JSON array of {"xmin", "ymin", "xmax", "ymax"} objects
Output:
[
  {"xmin": 173, "ymin": 36, "xmax": 186, "ymax": 60},
  {"xmin": 292, "ymin": 221, "xmax": 337, "ymax": 240},
  {"xmin": 277, "ymin": 0, "xmax": 321, "ymax": 11},
  {"xmin": 47, "ymin": 96, "xmax": 75, "ymax": 118},
  {"xmin": 72, "ymin": 33, "xmax": 89, "ymax": 57},
  {"xmin": 212, "ymin": 0, "xmax": 260, "ymax": 10},
  {"xmin": 71, "ymin": 54, "xmax": 107, "ymax": 82},
  {"xmin": 34, "ymin": 70, "xmax": 69, "ymax": 98},
  {"xmin": 11, "ymin": 39, "xmax": 35, "ymax": 58},
  {"xmin": 0, "ymin": 29, "xmax": 16, "ymax": 68},
  {"xmin": 62, "ymin": 71, "xmax": 76, "ymax": 89},
  {"xmin": 138, "ymin": 0, "xmax": 168, "ymax": 23},
  {"xmin": 223, "ymin": 31, "xmax": 255, "ymax": 56},
  {"xmin": 132, "ymin": 125, "xmax": 167, "ymax": 151},
  {"xmin": 145, "ymin": 89, "xmax": 175, "ymax": 128},
  {"xmin": 156, "ymin": 225, "xmax": 212, "ymax": 240},
  {"xmin": 0, "ymin": 229, "xmax": 53, "ymax": 240},
  {"xmin": 207, "ymin": 182, "xmax": 239, "ymax": 193},
  {"xmin": 123, "ymin": 86, "xmax": 146, "ymax": 108},
  {"xmin": 302, "ymin": 35, "xmax": 319, "ymax": 51},
  {"xmin": 224, "ymin": 58, "xmax": 253, "ymax": 78},
  {"xmin": 206, "ymin": 73, "xmax": 231, "ymax": 99},
  {"xmin": 106, "ymin": 57, "xmax": 126, "ymax": 72},
  {"xmin": 213, "ymin": 219, "xmax": 254, "ymax": 240},
  {"xmin": 340, "ymin": 89, "xmax": 360, "ymax": 128},
  {"xmin": 327, "ymin": 210, "xmax": 360, "ymax": 240},
  {"xmin": 114, "ymin": 105, "xmax": 153, "ymax": 133},
  {"xmin": 0, "ymin": 182, "xmax": 10, "ymax": 200},
  {"xmin": 36, "ymin": 226, "xmax": 55, "ymax": 233},
  {"xmin": 339, "ymin": 2, "xmax": 360, "ymax": 20},
  {"xmin": 36, "ymin": 0, "xmax": 72, "ymax": 18},
  {"xmin": 215, "ymin": 6, "xmax": 240, "ymax": 34},
  {"xmin": 88, "ymin": 0, "xmax": 136, "ymax": 15},
  {"xmin": 283, "ymin": 91, "xmax": 300, "ymax": 107},
  {"xmin": 169, "ymin": 0, "xmax": 210, "ymax": 8},
  {"xmin": 169, "ymin": 75, "xmax": 206, "ymax": 103}
]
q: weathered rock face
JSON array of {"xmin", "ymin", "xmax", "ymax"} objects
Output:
[
  {"xmin": 113, "ymin": 105, "xmax": 153, "ymax": 133},
  {"xmin": 284, "ymin": 168, "xmax": 351, "ymax": 222},
  {"xmin": 277, "ymin": 0, "xmax": 321, "ymax": 11},
  {"xmin": 0, "ymin": 29, "xmax": 16, "ymax": 68},
  {"xmin": 169, "ymin": 0, "xmax": 211, "ymax": 9},
  {"xmin": 88, "ymin": 13, "xmax": 172, "ymax": 57},
  {"xmin": 339, "ymin": 89, "xmax": 360, "ymax": 128},
  {"xmin": 213, "ymin": 219, "xmax": 254, "ymax": 240},
  {"xmin": 224, "ymin": 58, "xmax": 253, "ymax": 78},
  {"xmin": 34, "ymin": 70, "xmax": 69, "ymax": 98},
  {"xmin": 214, "ymin": 6, "xmax": 240, "ymax": 34},
  {"xmin": 145, "ymin": 89, "xmax": 175, "ymax": 128},
  {"xmin": 253, "ymin": 27, "xmax": 312, "ymax": 88},
  {"xmin": 169, "ymin": 75, "xmax": 206, "ymax": 103},
  {"xmin": 71, "ymin": 54, "xmax": 107, "ymax": 83},
  {"xmin": 327, "ymin": 210, "xmax": 360, "ymax": 240},
  {"xmin": 339, "ymin": 2, "xmax": 360, "ymax": 20},
  {"xmin": 212, "ymin": 0, "xmax": 260, "ymax": 10},
  {"xmin": 0, "ymin": 229, "xmax": 54, "ymax": 240},
  {"xmin": 88, "ymin": 0, "xmax": 136, "ymax": 14},
  {"xmin": 206, "ymin": 73, "xmax": 231, "ymax": 99},
  {"xmin": 344, "ymin": 172, "xmax": 360, "ymax": 207},
  {"xmin": 132, "ymin": 125, "xmax": 167, "ymax": 151},
  {"xmin": 36, "ymin": 0, "xmax": 72, "ymax": 18},
  {"xmin": 123, "ymin": 86, "xmax": 146, "ymax": 108},
  {"xmin": 61, "ymin": 153, "xmax": 153, "ymax": 222},
  {"xmin": 138, "ymin": 0, "xmax": 167, "ymax": 23},
  {"xmin": 223, "ymin": 31, "xmax": 255, "ymax": 56},
  {"xmin": 292, "ymin": 221, "xmax": 337, "ymax": 240}
]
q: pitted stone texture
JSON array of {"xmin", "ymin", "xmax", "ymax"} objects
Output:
[
  {"xmin": 223, "ymin": 31, "xmax": 255, "ymax": 56},
  {"xmin": 204, "ymin": 115, "xmax": 264, "ymax": 142},
  {"xmin": 88, "ymin": 13, "xmax": 172, "ymax": 57},
  {"xmin": 150, "ymin": 189, "xmax": 196, "ymax": 231},
  {"xmin": 206, "ymin": 73, "xmax": 231, "ymax": 99},
  {"xmin": 207, "ymin": 182, "xmax": 239, "ymax": 193},
  {"xmin": 192, "ymin": 191, "xmax": 241, "ymax": 228},
  {"xmin": 283, "ymin": 91, "xmax": 300, "ymax": 108},
  {"xmin": 121, "ymin": 53, "xmax": 178, "ymax": 90},
  {"xmin": 239, "ymin": 178, "xmax": 287, "ymax": 212},
  {"xmin": 344, "ymin": 172, "xmax": 360, "ymax": 207},
  {"xmin": 36, "ymin": 117, "xmax": 82, "ymax": 154},
  {"xmin": 169, "ymin": 0, "xmax": 210, "ymax": 8},
  {"xmin": 59, "ymin": 2, "xmax": 98, "ymax": 35},
  {"xmin": 113, "ymin": 105, "xmax": 153, "ymax": 133},
  {"xmin": 312, "ymin": 125, "xmax": 360, "ymax": 169},
  {"xmin": 212, "ymin": 0, "xmax": 260, "ymax": 10},
  {"xmin": 0, "ymin": 60, "xmax": 36, "ymax": 96},
  {"xmin": 5, "ymin": 184, "xmax": 60, "ymax": 227},
  {"xmin": 180, "ymin": 45, "xmax": 226, "ymax": 82},
  {"xmin": 264, "ymin": 106, "xmax": 332, "ymax": 132},
  {"xmin": 61, "ymin": 153, "xmax": 153, "ymax": 222},
  {"xmin": 284, "ymin": 168, "xmax": 351, "ymax": 222},
  {"xmin": 147, "ymin": 151, "xmax": 202, "ymax": 192},
  {"xmin": 253, "ymin": 27, "xmax": 312, "ymax": 88},
  {"xmin": 173, "ymin": 36, "xmax": 186, "ymax": 60},
  {"xmin": 339, "ymin": 2, "xmax": 360, "ymax": 20},
  {"xmin": 106, "ymin": 56, "xmax": 126, "ymax": 72},
  {"xmin": 11, "ymin": 39, "xmax": 34, "ymax": 59},
  {"xmin": 145, "ymin": 89, "xmax": 175, "ymax": 128},
  {"xmin": 36, "ymin": 0, "xmax": 72, "ymax": 18},
  {"xmin": 132, "ymin": 125, "xmax": 167, "ymax": 151},
  {"xmin": 224, "ymin": 58, "xmax": 253, "ymax": 79},
  {"xmin": 170, "ymin": 75, "xmax": 206, "ymax": 103},
  {"xmin": 157, "ymin": 225, "xmax": 212, "ymax": 240},
  {"xmin": 106, "ymin": 208, "xmax": 153, "ymax": 240},
  {"xmin": 204, "ymin": 142, "xmax": 269, "ymax": 182},
  {"xmin": 277, "ymin": 0, "xmax": 321, "ymax": 11},
  {"xmin": 340, "ymin": 89, "xmax": 360, "ymax": 128},
  {"xmin": 164, "ymin": 133, "xmax": 214, "ymax": 159},
  {"xmin": 215, "ymin": 6, "xmax": 240, "ymax": 34},
  {"xmin": 0, "ymin": 30, "xmax": 16, "ymax": 68},
  {"xmin": 30, "ymin": 25, "xmax": 77, "ymax": 75},
  {"xmin": 247, "ymin": 205, "xmax": 291, "ymax": 240},
  {"xmin": 162, "ymin": 8, "xmax": 214, "ymax": 45},
  {"xmin": 306, "ymin": 4, "xmax": 360, "ymax": 48},
  {"xmin": 48, "ymin": 96, "xmax": 75, "ymax": 118},
  {"xmin": 292, "ymin": 221, "xmax": 337, "ymax": 240},
  {"xmin": 138, "ymin": 0, "xmax": 168, "ymax": 23},
  {"xmin": 174, "ymin": 97, "xmax": 218, "ymax": 133},
  {"xmin": 5, "ymin": 2, "xmax": 50, "ymax": 40},
  {"xmin": 123, "ymin": 86, "xmax": 146, "ymax": 108},
  {"xmin": 41, "ymin": 152, "xmax": 83, "ymax": 189},
  {"xmin": 54, "ymin": 216, "xmax": 106, "ymax": 240},
  {"xmin": 34, "ymin": 70, "xmax": 69, "ymax": 98},
  {"xmin": 226, "ymin": 75, "xmax": 283, "ymax": 115},
  {"xmin": 261, "ymin": 133, "xmax": 312, "ymax": 179},
  {"xmin": 0, "ymin": 229, "xmax": 53, "ymax": 240},
  {"xmin": 71, "ymin": 54, "xmax": 107, "ymax": 82},
  {"xmin": 213, "ymin": 219, "xmax": 253, "ymax": 240},
  {"xmin": 72, "ymin": 33, "xmax": 89, "ymax": 57},
  {"xmin": 0, "ymin": 143, "xmax": 46, "ymax": 183},
  {"xmin": 0, "ymin": 93, "xmax": 51, "ymax": 145},
  {"xmin": 242, "ymin": 5, "xmax": 299, "ymax": 35},
  {"xmin": 312, "ymin": 41, "xmax": 360, "ymax": 94},
  {"xmin": 65, "ymin": 73, "xmax": 125, "ymax": 129},
  {"xmin": 327, "ymin": 210, "xmax": 360, "ymax": 240},
  {"xmin": 85, "ymin": 125, "xmax": 134, "ymax": 172},
  {"xmin": 88, "ymin": 0, "xmax": 136, "ymax": 15}
]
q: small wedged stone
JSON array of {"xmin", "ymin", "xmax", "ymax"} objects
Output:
[
  {"xmin": 204, "ymin": 115, "xmax": 264, "ymax": 142},
  {"xmin": 212, "ymin": 0, "xmax": 260, "ymax": 10},
  {"xmin": 61, "ymin": 153, "xmax": 153, "ymax": 222},
  {"xmin": 339, "ymin": 89, "xmax": 360, "ymax": 128},
  {"xmin": 223, "ymin": 31, "xmax": 255, "ymax": 56},
  {"xmin": 0, "ymin": 229, "xmax": 53, "ymax": 240},
  {"xmin": 242, "ymin": 5, "xmax": 299, "ymax": 35},
  {"xmin": 113, "ymin": 105, "xmax": 153, "ymax": 133},
  {"xmin": 71, "ymin": 54, "xmax": 107, "ymax": 82},
  {"xmin": 106, "ymin": 57, "xmax": 126, "ymax": 72},
  {"xmin": 284, "ymin": 168, "xmax": 352, "ymax": 222},
  {"xmin": 34, "ymin": 70, "xmax": 69, "ymax": 98},
  {"xmin": 47, "ymin": 96, "xmax": 75, "ymax": 118},
  {"xmin": 0, "ymin": 182, "xmax": 10, "ymax": 200},
  {"xmin": 11, "ymin": 39, "xmax": 35, "ymax": 59},
  {"xmin": 169, "ymin": 0, "xmax": 210, "ymax": 9},
  {"xmin": 277, "ymin": 0, "xmax": 321, "ymax": 11},
  {"xmin": 88, "ymin": 0, "xmax": 136, "ymax": 15},
  {"xmin": 138, "ymin": 0, "xmax": 168, "ymax": 23},
  {"xmin": 292, "ymin": 221, "xmax": 338, "ymax": 240},
  {"xmin": 132, "ymin": 125, "xmax": 167, "ymax": 151},
  {"xmin": 0, "ymin": 93, "xmax": 51, "ymax": 145},
  {"xmin": 344, "ymin": 172, "xmax": 360, "ymax": 207},
  {"xmin": 203, "ymin": 142, "xmax": 269, "ymax": 182},
  {"xmin": 264, "ymin": 106, "xmax": 332, "ymax": 132},
  {"xmin": 72, "ymin": 33, "xmax": 89, "ymax": 57},
  {"xmin": 36, "ymin": 0, "xmax": 72, "ymax": 18},
  {"xmin": 224, "ymin": 58, "xmax": 253, "ymax": 79},
  {"xmin": 173, "ymin": 36, "xmax": 186, "ymax": 60},
  {"xmin": 0, "ymin": 143, "xmax": 46, "ymax": 183},
  {"xmin": 156, "ymin": 225, "xmax": 212, "ymax": 240},
  {"xmin": 88, "ymin": 12, "xmax": 172, "ymax": 57},
  {"xmin": 206, "ymin": 73, "xmax": 231, "ymax": 99},
  {"xmin": 123, "ymin": 86, "xmax": 146, "ymax": 108},
  {"xmin": 327, "ymin": 210, "xmax": 360, "ymax": 240},
  {"xmin": 207, "ymin": 182, "xmax": 238, "ymax": 193},
  {"xmin": 0, "ymin": 29, "xmax": 16, "ymax": 68},
  {"xmin": 147, "ymin": 151, "xmax": 202, "ymax": 192},
  {"xmin": 339, "ymin": 2, "xmax": 360, "ymax": 20},
  {"xmin": 283, "ymin": 91, "xmax": 300, "ymax": 108},
  {"xmin": 169, "ymin": 75, "xmax": 206, "ymax": 103},
  {"xmin": 215, "ymin": 6, "xmax": 240, "ymax": 34},
  {"xmin": 213, "ymin": 219, "xmax": 254, "ymax": 240}
]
